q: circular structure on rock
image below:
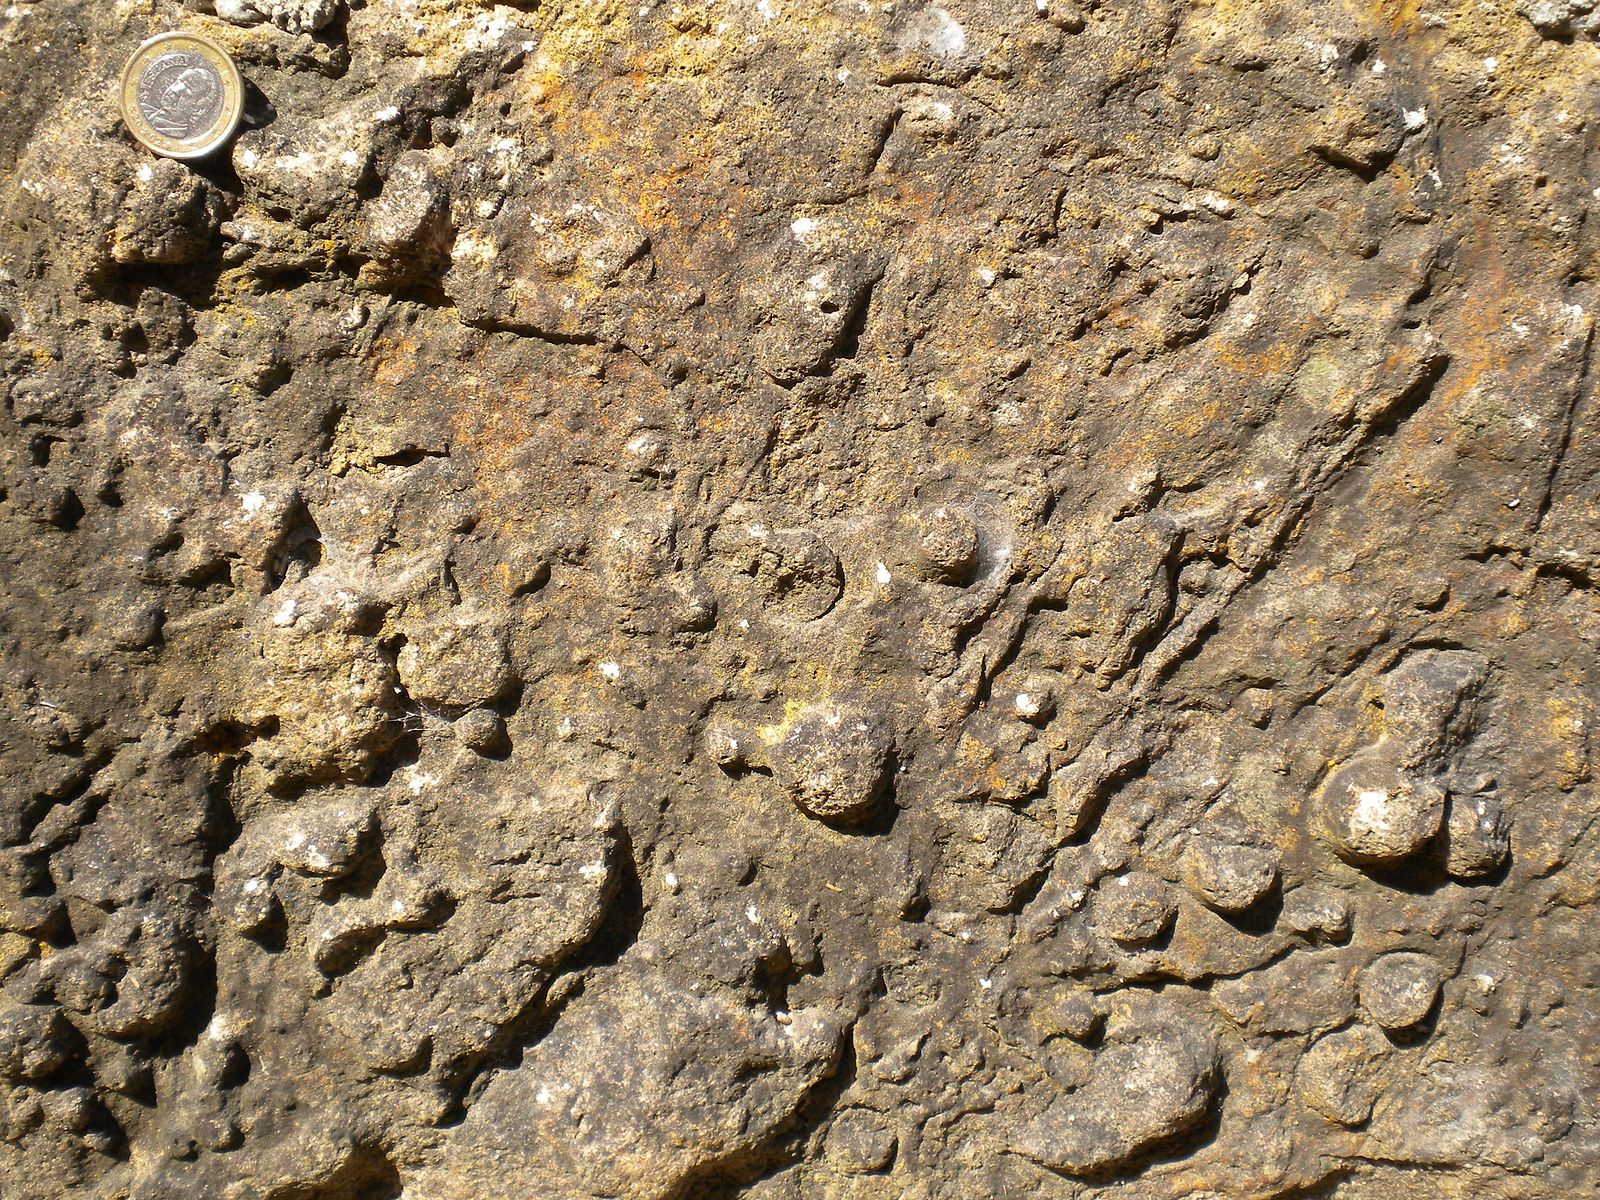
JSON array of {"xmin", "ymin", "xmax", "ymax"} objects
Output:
[
  {"xmin": 395, "ymin": 611, "xmax": 515, "ymax": 714},
  {"xmin": 1014, "ymin": 1009, "xmax": 1222, "ymax": 1175},
  {"xmin": 1181, "ymin": 832, "xmax": 1281, "ymax": 914},
  {"xmin": 1299, "ymin": 1025, "xmax": 1390, "ymax": 1126},
  {"xmin": 119, "ymin": 33, "xmax": 245, "ymax": 161},
  {"xmin": 771, "ymin": 707, "xmax": 890, "ymax": 824},
  {"xmin": 759, "ymin": 530, "xmax": 844, "ymax": 620},
  {"xmin": 1095, "ymin": 871, "xmax": 1176, "ymax": 947},
  {"xmin": 453, "ymin": 708, "xmax": 507, "ymax": 756},
  {"xmin": 1316, "ymin": 754, "xmax": 1444, "ymax": 867},
  {"xmin": 1359, "ymin": 952, "xmax": 1444, "ymax": 1032}
]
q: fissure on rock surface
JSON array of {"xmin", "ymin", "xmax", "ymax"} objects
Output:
[{"xmin": 0, "ymin": 1, "xmax": 1598, "ymax": 1197}]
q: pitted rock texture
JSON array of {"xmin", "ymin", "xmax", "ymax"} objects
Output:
[{"xmin": 1, "ymin": 2, "xmax": 1599, "ymax": 1199}]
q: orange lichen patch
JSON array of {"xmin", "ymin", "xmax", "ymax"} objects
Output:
[
  {"xmin": 624, "ymin": 21, "xmax": 737, "ymax": 81},
  {"xmin": 544, "ymin": 86, "xmax": 631, "ymax": 160},
  {"xmin": 633, "ymin": 164, "xmax": 762, "ymax": 256},
  {"xmin": 534, "ymin": 76, "xmax": 770, "ymax": 262},
  {"xmin": 1387, "ymin": 157, "xmax": 1439, "ymax": 223},
  {"xmin": 1369, "ymin": 0, "xmax": 1431, "ymax": 36},
  {"xmin": 1088, "ymin": 318, "xmax": 1309, "ymax": 480},
  {"xmin": 1213, "ymin": 340, "xmax": 1298, "ymax": 380},
  {"xmin": 1546, "ymin": 693, "xmax": 1593, "ymax": 789},
  {"xmin": 347, "ymin": 330, "xmax": 603, "ymax": 519},
  {"xmin": 370, "ymin": 337, "xmax": 421, "ymax": 388},
  {"xmin": 446, "ymin": 382, "xmax": 544, "ymax": 469},
  {"xmin": 1209, "ymin": 138, "xmax": 1321, "ymax": 208},
  {"xmin": 14, "ymin": 339, "xmax": 56, "ymax": 366},
  {"xmin": 445, "ymin": 352, "xmax": 674, "ymax": 515},
  {"xmin": 761, "ymin": 663, "xmax": 842, "ymax": 712},
  {"xmin": 517, "ymin": 65, "xmax": 567, "ymax": 111},
  {"xmin": 1435, "ymin": 234, "xmax": 1518, "ymax": 405},
  {"xmin": 900, "ymin": 178, "xmax": 998, "ymax": 232}
]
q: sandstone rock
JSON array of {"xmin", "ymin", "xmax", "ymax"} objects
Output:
[
  {"xmin": 111, "ymin": 159, "xmax": 229, "ymax": 266},
  {"xmin": 261, "ymin": 795, "xmax": 375, "ymax": 879},
  {"xmin": 1281, "ymin": 888, "xmax": 1353, "ymax": 944},
  {"xmin": 1, "ymin": 1, "xmax": 1595, "ymax": 1196},
  {"xmin": 0, "ymin": 995, "xmax": 75, "ymax": 1083},
  {"xmin": 1299, "ymin": 1025, "xmax": 1390, "ymax": 1126},
  {"xmin": 361, "ymin": 150, "xmax": 450, "ymax": 268},
  {"xmin": 445, "ymin": 187, "xmax": 652, "ymax": 340},
  {"xmin": 403, "ymin": 895, "xmax": 844, "ymax": 1199},
  {"xmin": 825, "ymin": 1109, "xmax": 898, "ymax": 1174},
  {"xmin": 232, "ymin": 93, "xmax": 386, "ymax": 228},
  {"xmin": 451, "ymin": 707, "xmax": 507, "ymax": 755},
  {"xmin": 207, "ymin": 0, "xmax": 343, "ymax": 34},
  {"xmin": 932, "ymin": 804, "xmax": 1053, "ymax": 912},
  {"xmin": 235, "ymin": 576, "xmax": 410, "ymax": 790},
  {"xmin": 1520, "ymin": 0, "xmax": 1600, "ymax": 37},
  {"xmin": 1444, "ymin": 791, "xmax": 1512, "ymax": 879},
  {"xmin": 911, "ymin": 504, "xmax": 980, "ymax": 583},
  {"xmin": 1047, "ymin": 738, "xmax": 1148, "ymax": 842},
  {"xmin": 711, "ymin": 514, "xmax": 844, "ymax": 621},
  {"xmin": 395, "ymin": 606, "xmax": 515, "ymax": 714},
  {"xmin": 1379, "ymin": 649, "xmax": 1489, "ymax": 774},
  {"xmin": 747, "ymin": 225, "xmax": 886, "ymax": 384},
  {"xmin": 1180, "ymin": 820, "xmax": 1281, "ymax": 914},
  {"xmin": 1214, "ymin": 951, "xmax": 1356, "ymax": 1036}
]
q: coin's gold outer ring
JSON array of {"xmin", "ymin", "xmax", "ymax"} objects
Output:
[{"xmin": 119, "ymin": 31, "xmax": 245, "ymax": 162}]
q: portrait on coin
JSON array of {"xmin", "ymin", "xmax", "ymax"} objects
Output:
[{"xmin": 136, "ymin": 52, "xmax": 224, "ymax": 140}]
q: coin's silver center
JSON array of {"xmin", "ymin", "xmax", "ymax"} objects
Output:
[{"xmin": 135, "ymin": 51, "xmax": 225, "ymax": 141}]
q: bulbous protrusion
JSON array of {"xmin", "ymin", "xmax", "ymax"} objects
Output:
[
  {"xmin": 1094, "ymin": 871, "xmax": 1175, "ymax": 947},
  {"xmin": 1316, "ymin": 749, "xmax": 1443, "ymax": 867},
  {"xmin": 771, "ymin": 707, "xmax": 892, "ymax": 824},
  {"xmin": 912, "ymin": 504, "xmax": 980, "ymax": 583},
  {"xmin": 1180, "ymin": 821, "xmax": 1281, "ymax": 914},
  {"xmin": 1359, "ymin": 951, "xmax": 1443, "ymax": 1032}
]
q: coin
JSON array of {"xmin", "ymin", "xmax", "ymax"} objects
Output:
[{"xmin": 119, "ymin": 32, "xmax": 245, "ymax": 161}]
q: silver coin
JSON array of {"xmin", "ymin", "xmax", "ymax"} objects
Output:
[{"xmin": 120, "ymin": 33, "xmax": 245, "ymax": 160}]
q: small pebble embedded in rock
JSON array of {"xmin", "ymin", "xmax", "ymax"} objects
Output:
[
  {"xmin": 1360, "ymin": 952, "xmax": 1446, "ymax": 1032},
  {"xmin": 1317, "ymin": 752, "xmax": 1445, "ymax": 867}
]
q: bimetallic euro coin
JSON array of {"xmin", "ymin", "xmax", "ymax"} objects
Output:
[{"xmin": 119, "ymin": 32, "xmax": 245, "ymax": 161}]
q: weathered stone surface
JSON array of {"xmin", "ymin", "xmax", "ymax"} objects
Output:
[
  {"xmin": 771, "ymin": 705, "xmax": 894, "ymax": 824},
  {"xmin": 406, "ymin": 889, "xmax": 846, "ymax": 1200},
  {"xmin": 1011, "ymin": 1002, "xmax": 1222, "ymax": 1175},
  {"xmin": 1180, "ymin": 817, "xmax": 1282, "ymax": 914},
  {"xmin": 2, "ymin": 1, "xmax": 1599, "ymax": 1198},
  {"xmin": 1520, "ymin": 0, "xmax": 1600, "ymax": 37},
  {"xmin": 1094, "ymin": 869, "xmax": 1177, "ymax": 947},
  {"xmin": 1298, "ymin": 1025, "xmax": 1391, "ymax": 1127}
]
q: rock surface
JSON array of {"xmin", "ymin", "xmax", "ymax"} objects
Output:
[{"xmin": 1, "ymin": 1, "xmax": 1598, "ymax": 1198}]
